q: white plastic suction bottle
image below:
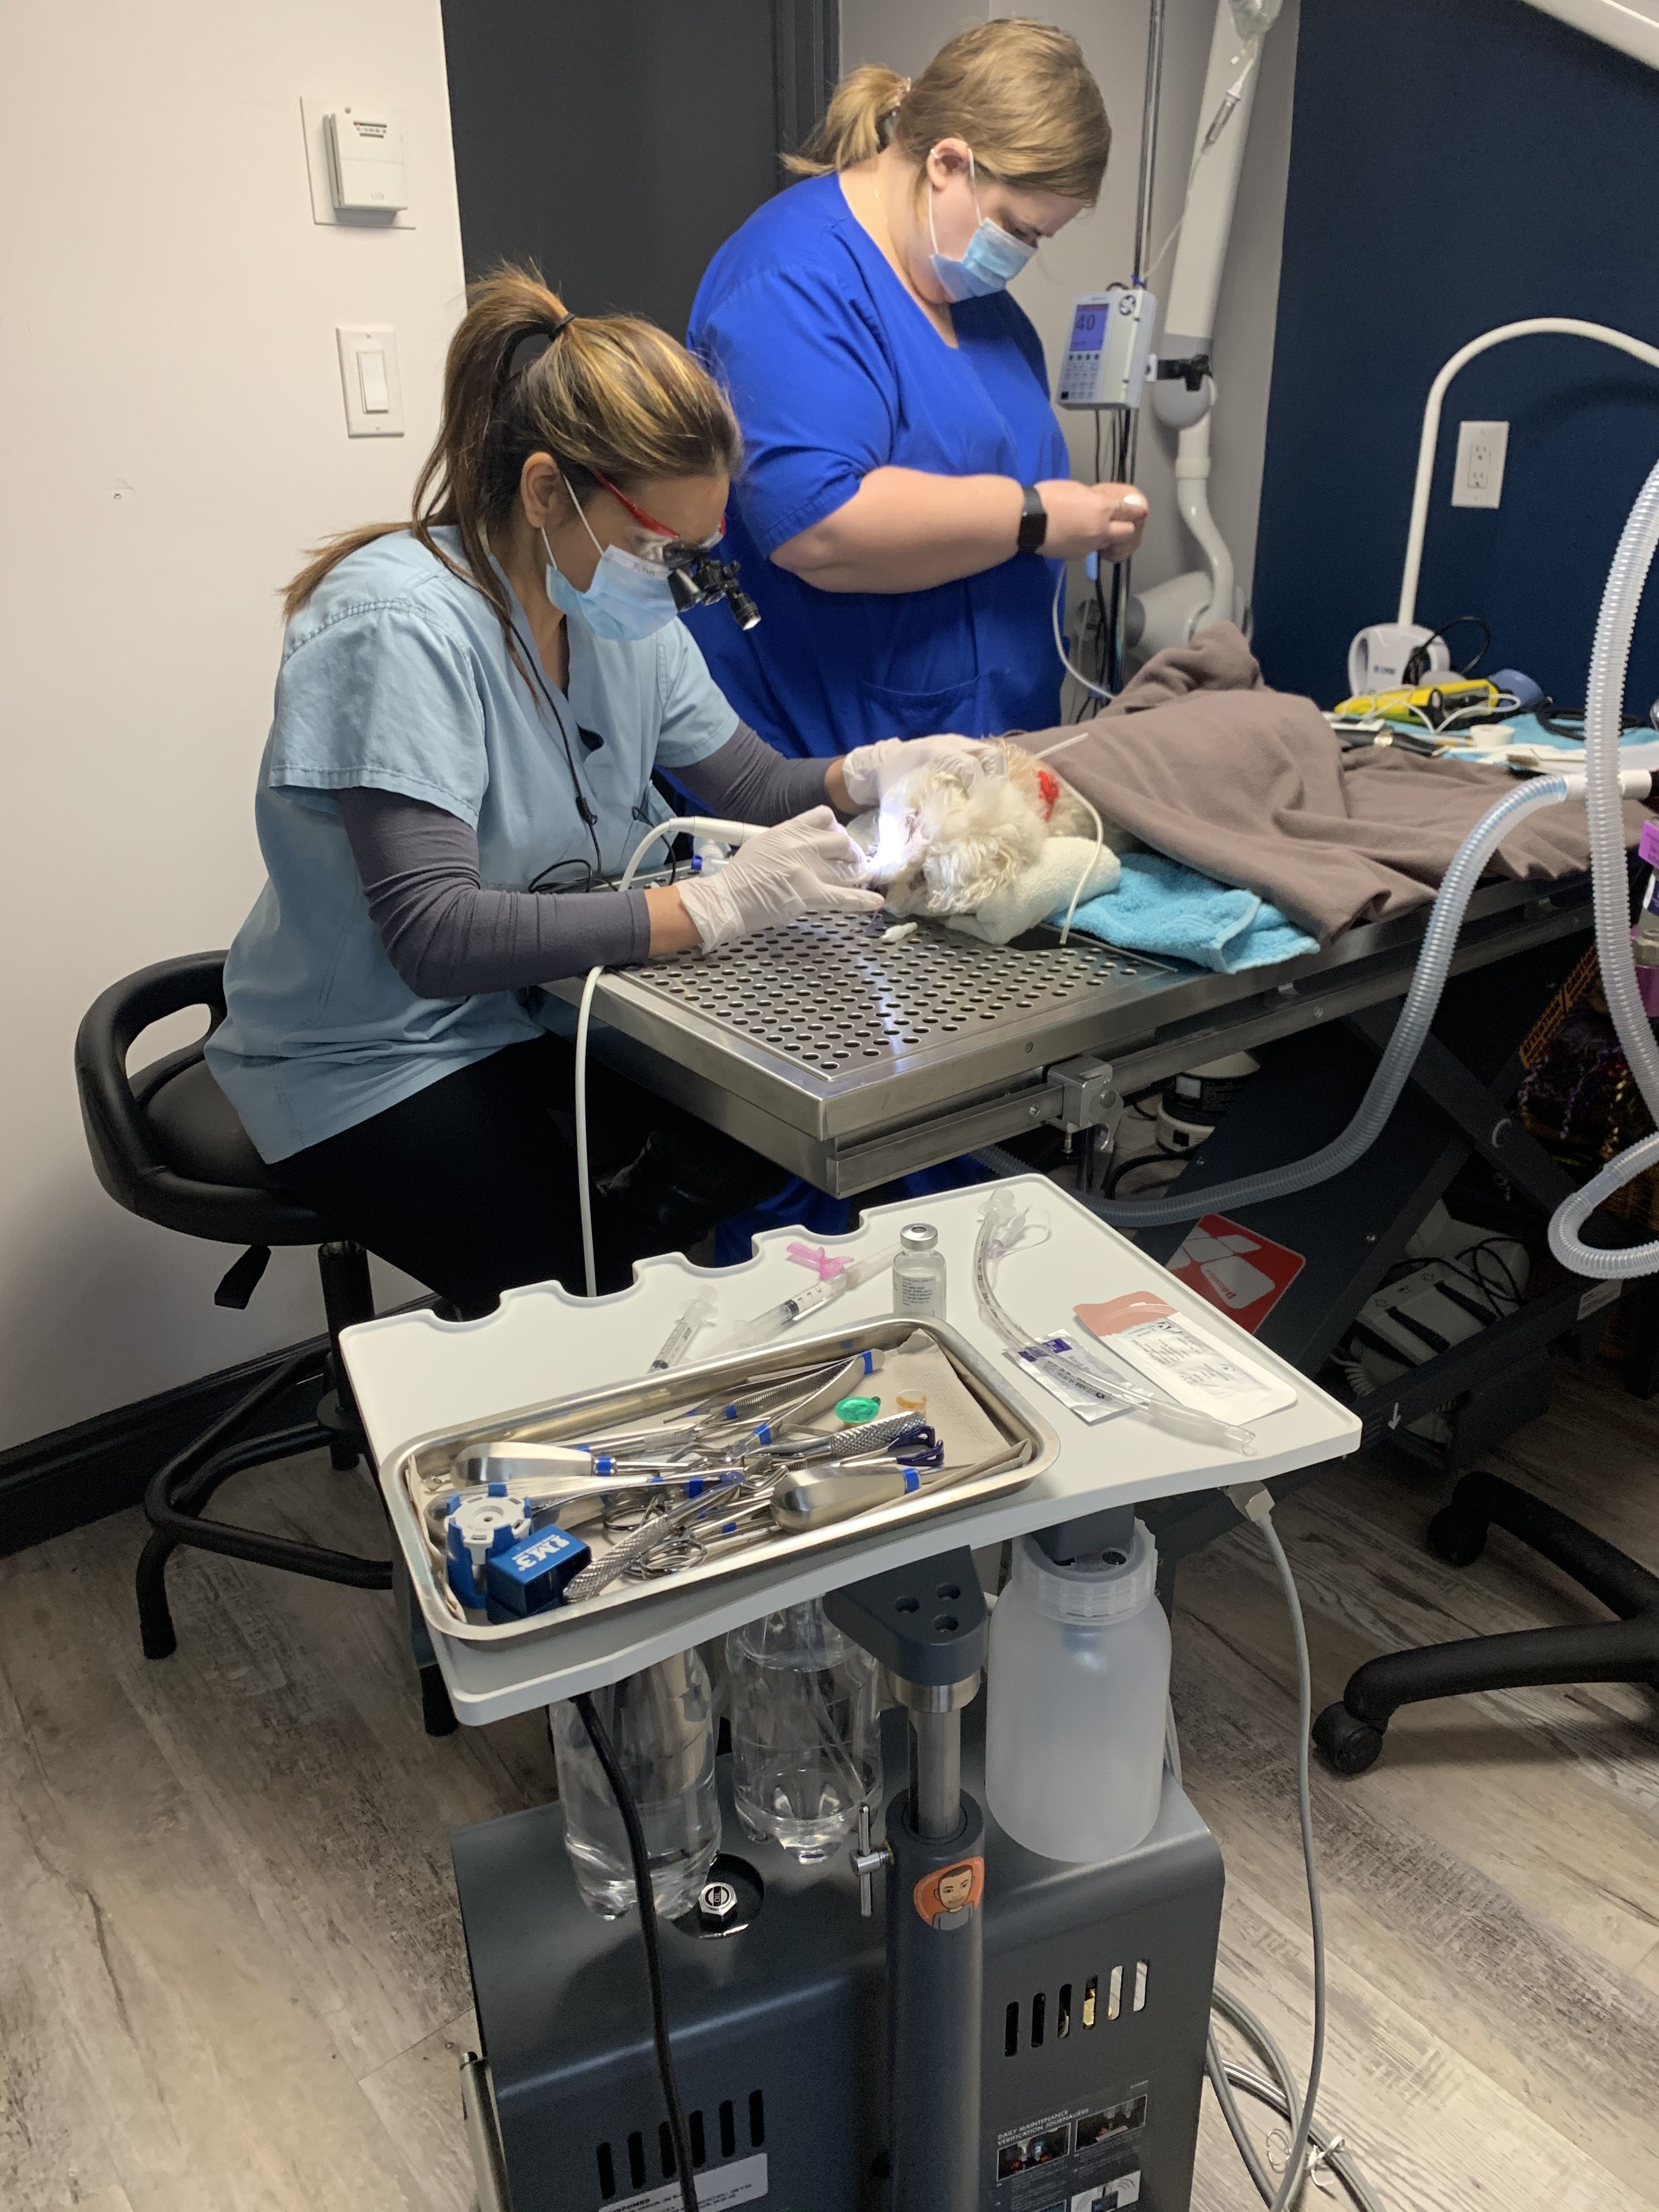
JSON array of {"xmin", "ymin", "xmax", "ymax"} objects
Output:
[{"xmin": 985, "ymin": 1520, "xmax": 1171, "ymax": 1863}]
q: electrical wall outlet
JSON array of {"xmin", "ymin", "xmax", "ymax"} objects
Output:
[{"xmin": 1452, "ymin": 419, "xmax": 1509, "ymax": 509}]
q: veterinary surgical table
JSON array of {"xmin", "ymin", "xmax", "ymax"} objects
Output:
[
  {"xmin": 543, "ymin": 872, "xmax": 1597, "ymax": 1195},
  {"xmin": 546, "ymin": 870, "xmax": 1621, "ymax": 1528}
]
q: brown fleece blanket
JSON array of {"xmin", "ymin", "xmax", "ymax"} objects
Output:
[{"xmin": 1034, "ymin": 624, "xmax": 1647, "ymax": 943}]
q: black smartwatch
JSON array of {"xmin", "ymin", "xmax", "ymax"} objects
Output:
[{"xmin": 1017, "ymin": 483, "xmax": 1048, "ymax": 555}]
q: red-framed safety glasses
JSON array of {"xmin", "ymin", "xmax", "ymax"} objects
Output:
[{"xmin": 590, "ymin": 467, "xmax": 725, "ymax": 566}]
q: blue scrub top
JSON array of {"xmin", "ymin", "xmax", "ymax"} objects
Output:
[
  {"xmin": 685, "ymin": 172, "xmax": 1068, "ymax": 759},
  {"xmin": 207, "ymin": 527, "xmax": 738, "ymax": 1163}
]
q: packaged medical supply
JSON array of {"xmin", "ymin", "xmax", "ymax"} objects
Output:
[{"xmin": 1073, "ymin": 1293, "xmax": 1296, "ymax": 1424}]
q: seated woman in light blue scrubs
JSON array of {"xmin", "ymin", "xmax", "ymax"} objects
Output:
[
  {"xmin": 204, "ymin": 267, "xmax": 965, "ymax": 1317},
  {"xmin": 686, "ymin": 19, "xmax": 1149, "ymax": 759}
]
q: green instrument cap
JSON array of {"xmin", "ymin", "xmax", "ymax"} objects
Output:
[{"xmin": 834, "ymin": 1394, "xmax": 882, "ymax": 1424}]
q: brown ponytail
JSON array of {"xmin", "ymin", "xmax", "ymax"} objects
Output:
[
  {"xmin": 283, "ymin": 263, "xmax": 741, "ymax": 634},
  {"xmin": 788, "ymin": 19, "xmax": 1111, "ymax": 204}
]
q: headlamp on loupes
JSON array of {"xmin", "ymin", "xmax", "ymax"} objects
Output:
[{"xmin": 591, "ymin": 468, "xmax": 760, "ymax": 633}]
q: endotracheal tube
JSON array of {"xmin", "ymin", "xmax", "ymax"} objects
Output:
[{"xmin": 973, "ymin": 1190, "xmax": 1256, "ymax": 1453}]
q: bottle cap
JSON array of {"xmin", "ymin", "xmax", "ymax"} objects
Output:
[
  {"xmin": 834, "ymin": 1395, "xmax": 882, "ymax": 1423},
  {"xmin": 899, "ymin": 1222, "xmax": 939, "ymax": 1252},
  {"xmin": 1013, "ymin": 1521, "xmax": 1157, "ymax": 1624}
]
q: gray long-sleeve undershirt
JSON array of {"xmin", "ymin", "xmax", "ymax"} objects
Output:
[{"xmin": 337, "ymin": 723, "xmax": 830, "ymax": 999}]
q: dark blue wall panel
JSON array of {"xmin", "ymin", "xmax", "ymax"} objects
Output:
[{"xmin": 1251, "ymin": 0, "xmax": 1659, "ymax": 712}]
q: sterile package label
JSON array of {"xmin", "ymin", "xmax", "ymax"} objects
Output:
[
  {"xmin": 1011, "ymin": 1338, "xmax": 1128, "ymax": 1426},
  {"xmin": 1074, "ymin": 1295, "xmax": 1296, "ymax": 1422},
  {"xmin": 611, "ymin": 2152, "xmax": 767, "ymax": 2212}
]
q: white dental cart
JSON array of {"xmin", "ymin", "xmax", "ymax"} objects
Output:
[{"xmin": 340, "ymin": 1177, "xmax": 1361, "ymax": 1722}]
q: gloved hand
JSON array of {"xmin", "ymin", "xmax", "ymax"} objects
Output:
[
  {"xmin": 677, "ymin": 807, "xmax": 883, "ymax": 951},
  {"xmin": 840, "ymin": 732, "xmax": 991, "ymax": 810}
]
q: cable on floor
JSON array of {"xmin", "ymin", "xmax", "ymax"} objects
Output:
[
  {"xmin": 1165, "ymin": 1488, "xmax": 1387, "ymax": 2212},
  {"xmin": 573, "ymin": 1692, "xmax": 699, "ymax": 2212}
]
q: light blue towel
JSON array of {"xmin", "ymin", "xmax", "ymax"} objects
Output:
[{"xmin": 1053, "ymin": 850, "xmax": 1319, "ymax": 974}]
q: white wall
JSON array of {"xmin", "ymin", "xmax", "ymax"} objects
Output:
[
  {"xmin": 834, "ymin": 0, "xmax": 1299, "ymax": 617},
  {"xmin": 0, "ymin": 2, "xmax": 466, "ymax": 1450}
]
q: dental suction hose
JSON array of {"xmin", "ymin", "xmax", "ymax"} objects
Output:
[
  {"xmin": 575, "ymin": 817, "xmax": 765, "ymax": 1299},
  {"xmin": 1549, "ymin": 453, "xmax": 1659, "ymax": 1278},
  {"xmin": 1087, "ymin": 766, "xmax": 1652, "ymax": 1232}
]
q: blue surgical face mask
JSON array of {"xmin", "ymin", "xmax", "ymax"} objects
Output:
[
  {"xmin": 542, "ymin": 483, "xmax": 679, "ymax": 643},
  {"xmin": 927, "ymin": 150, "xmax": 1037, "ymax": 303}
]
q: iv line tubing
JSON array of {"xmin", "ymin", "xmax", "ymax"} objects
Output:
[
  {"xmin": 575, "ymin": 816, "xmax": 765, "ymax": 1298},
  {"xmin": 1398, "ymin": 320, "xmax": 1659, "ymax": 628}
]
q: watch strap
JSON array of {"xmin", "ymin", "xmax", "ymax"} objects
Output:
[{"xmin": 1017, "ymin": 483, "xmax": 1048, "ymax": 555}]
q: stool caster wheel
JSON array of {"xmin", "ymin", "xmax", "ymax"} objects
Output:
[
  {"xmin": 1313, "ymin": 1701, "xmax": 1384, "ymax": 1775},
  {"xmin": 1426, "ymin": 1507, "xmax": 1488, "ymax": 1568},
  {"xmin": 421, "ymin": 1663, "xmax": 459, "ymax": 1737}
]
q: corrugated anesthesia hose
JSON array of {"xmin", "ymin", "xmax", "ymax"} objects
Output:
[
  {"xmin": 1549, "ymin": 451, "xmax": 1659, "ymax": 1278},
  {"xmin": 1086, "ymin": 769, "xmax": 1650, "ymax": 1232}
]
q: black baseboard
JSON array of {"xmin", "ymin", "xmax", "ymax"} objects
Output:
[{"xmin": 0, "ymin": 1337, "xmax": 330, "ymax": 1559}]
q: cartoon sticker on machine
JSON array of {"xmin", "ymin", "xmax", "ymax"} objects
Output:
[{"xmin": 914, "ymin": 1854, "xmax": 985, "ymax": 1928}]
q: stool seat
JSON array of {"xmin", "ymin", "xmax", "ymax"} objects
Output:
[
  {"xmin": 75, "ymin": 953, "xmax": 323, "ymax": 1248},
  {"xmin": 145, "ymin": 1057, "xmax": 287, "ymax": 1192},
  {"xmin": 71, "ymin": 951, "xmax": 443, "ymax": 1725}
]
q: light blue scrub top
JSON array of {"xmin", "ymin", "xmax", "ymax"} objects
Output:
[
  {"xmin": 207, "ymin": 527, "xmax": 738, "ymax": 1163},
  {"xmin": 685, "ymin": 172, "xmax": 1069, "ymax": 759}
]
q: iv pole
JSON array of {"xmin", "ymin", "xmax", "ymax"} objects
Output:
[{"xmin": 1109, "ymin": 0, "xmax": 1167, "ymax": 691}]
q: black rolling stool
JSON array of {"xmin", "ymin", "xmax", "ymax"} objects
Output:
[
  {"xmin": 1313, "ymin": 1472, "xmax": 1659, "ymax": 1773},
  {"xmin": 74, "ymin": 952, "xmax": 457, "ymax": 1735}
]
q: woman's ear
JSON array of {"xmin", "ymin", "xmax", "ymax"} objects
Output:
[
  {"xmin": 924, "ymin": 137, "xmax": 974, "ymax": 190},
  {"xmin": 518, "ymin": 452, "xmax": 564, "ymax": 533}
]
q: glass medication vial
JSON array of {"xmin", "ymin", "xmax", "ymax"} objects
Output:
[{"xmin": 893, "ymin": 1222, "xmax": 947, "ymax": 1319}]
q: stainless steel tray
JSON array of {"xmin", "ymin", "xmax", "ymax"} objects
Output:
[{"xmin": 381, "ymin": 1315, "xmax": 1054, "ymax": 1653}]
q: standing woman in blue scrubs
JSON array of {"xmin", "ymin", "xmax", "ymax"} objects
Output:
[
  {"xmin": 207, "ymin": 268, "xmax": 885, "ymax": 1315},
  {"xmin": 687, "ymin": 19, "xmax": 1148, "ymax": 759}
]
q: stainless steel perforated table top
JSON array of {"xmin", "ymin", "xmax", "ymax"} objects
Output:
[{"xmin": 541, "ymin": 875, "xmax": 1595, "ymax": 1194}]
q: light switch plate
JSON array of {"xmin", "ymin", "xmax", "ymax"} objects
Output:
[
  {"xmin": 337, "ymin": 325, "xmax": 404, "ymax": 437},
  {"xmin": 301, "ymin": 97, "xmax": 415, "ymax": 227},
  {"xmin": 1451, "ymin": 419, "xmax": 1508, "ymax": 509}
]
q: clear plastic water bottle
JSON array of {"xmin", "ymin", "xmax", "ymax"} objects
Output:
[
  {"xmin": 726, "ymin": 1600, "xmax": 882, "ymax": 1861},
  {"xmin": 892, "ymin": 1221, "xmax": 947, "ymax": 1319},
  {"xmin": 550, "ymin": 1648, "xmax": 720, "ymax": 1918}
]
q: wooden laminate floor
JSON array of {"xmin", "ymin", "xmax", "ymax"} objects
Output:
[{"xmin": 3, "ymin": 1355, "xmax": 1657, "ymax": 2212}]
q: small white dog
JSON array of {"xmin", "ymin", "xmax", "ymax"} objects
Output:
[{"xmin": 855, "ymin": 737, "xmax": 1126, "ymax": 924}]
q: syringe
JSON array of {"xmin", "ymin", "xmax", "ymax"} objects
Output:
[
  {"xmin": 649, "ymin": 1295, "xmax": 718, "ymax": 1371},
  {"xmin": 713, "ymin": 1246, "xmax": 899, "ymax": 1353}
]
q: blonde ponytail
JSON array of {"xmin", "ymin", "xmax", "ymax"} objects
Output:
[
  {"xmin": 283, "ymin": 263, "xmax": 741, "ymax": 634},
  {"xmin": 785, "ymin": 63, "xmax": 910, "ymax": 177},
  {"xmin": 791, "ymin": 20, "xmax": 1110, "ymax": 204}
]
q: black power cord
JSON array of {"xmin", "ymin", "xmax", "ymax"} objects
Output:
[{"xmin": 574, "ymin": 1691, "xmax": 699, "ymax": 2212}]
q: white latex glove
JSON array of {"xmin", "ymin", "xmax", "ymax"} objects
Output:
[
  {"xmin": 676, "ymin": 807, "xmax": 883, "ymax": 951},
  {"xmin": 840, "ymin": 732, "xmax": 992, "ymax": 810}
]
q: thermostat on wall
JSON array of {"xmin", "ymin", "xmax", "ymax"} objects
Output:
[
  {"xmin": 300, "ymin": 97, "xmax": 416, "ymax": 227},
  {"xmin": 324, "ymin": 108, "xmax": 408, "ymax": 212}
]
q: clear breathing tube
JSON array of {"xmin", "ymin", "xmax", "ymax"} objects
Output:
[
  {"xmin": 1087, "ymin": 765, "xmax": 1652, "ymax": 1233},
  {"xmin": 974, "ymin": 1189, "xmax": 1257, "ymax": 1453},
  {"xmin": 1549, "ymin": 452, "xmax": 1659, "ymax": 1278},
  {"xmin": 574, "ymin": 817, "xmax": 765, "ymax": 1299}
]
